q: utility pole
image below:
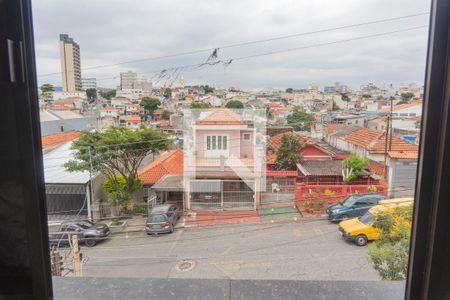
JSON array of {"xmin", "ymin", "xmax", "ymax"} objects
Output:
[
  {"xmin": 383, "ymin": 116, "xmax": 390, "ymax": 179},
  {"xmin": 389, "ymin": 96, "xmax": 394, "ymax": 151},
  {"xmin": 72, "ymin": 235, "xmax": 81, "ymax": 276},
  {"xmin": 87, "ymin": 145, "xmax": 94, "ymax": 221}
]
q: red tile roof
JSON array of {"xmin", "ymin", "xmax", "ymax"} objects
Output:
[
  {"xmin": 121, "ymin": 115, "xmax": 141, "ymax": 123},
  {"xmin": 41, "ymin": 130, "xmax": 80, "ymax": 149},
  {"xmin": 388, "ymin": 150, "xmax": 418, "ymax": 159},
  {"xmin": 266, "ymin": 102, "xmax": 283, "ymax": 108},
  {"xmin": 378, "ymin": 103, "xmax": 421, "ymax": 113},
  {"xmin": 324, "ymin": 124, "xmax": 347, "ymax": 135},
  {"xmin": 138, "ymin": 150, "xmax": 184, "ymax": 184},
  {"xmin": 101, "ymin": 106, "xmax": 120, "ymax": 111},
  {"xmin": 367, "ymin": 160, "xmax": 384, "ymax": 176},
  {"xmin": 267, "ymin": 132, "xmax": 313, "ymax": 152},
  {"xmin": 196, "ymin": 108, "xmax": 244, "ymax": 125},
  {"xmin": 341, "ymin": 127, "xmax": 418, "ymax": 154}
]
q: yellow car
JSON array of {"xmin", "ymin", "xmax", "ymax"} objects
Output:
[{"xmin": 338, "ymin": 198, "xmax": 413, "ymax": 246}]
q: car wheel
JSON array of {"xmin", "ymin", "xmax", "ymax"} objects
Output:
[
  {"xmin": 341, "ymin": 215, "xmax": 349, "ymax": 221},
  {"xmin": 85, "ymin": 238, "xmax": 96, "ymax": 247},
  {"xmin": 355, "ymin": 235, "xmax": 368, "ymax": 246},
  {"xmin": 170, "ymin": 226, "xmax": 174, "ymax": 233}
]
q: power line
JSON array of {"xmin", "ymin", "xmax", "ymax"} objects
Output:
[
  {"xmin": 90, "ymin": 25, "xmax": 428, "ymax": 83},
  {"xmin": 37, "ymin": 12, "xmax": 428, "ymax": 78}
]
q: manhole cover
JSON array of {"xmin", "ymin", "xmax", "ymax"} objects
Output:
[{"xmin": 174, "ymin": 260, "xmax": 196, "ymax": 272}]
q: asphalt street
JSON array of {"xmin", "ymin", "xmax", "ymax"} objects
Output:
[{"xmin": 76, "ymin": 219, "xmax": 379, "ymax": 280}]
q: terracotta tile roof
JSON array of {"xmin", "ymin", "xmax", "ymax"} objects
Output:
[
  {"xmin": 101, "ymin": 106, "xmax": 120, "ymax": 111},
  {"xmin": 267, "ymin": 132, "xmax": 312, "ymax": 152},
  {"xmin": 337, "ymin": 127, "xmax": 419, "ymax": 153},
  {"xmin": 265, "ymin": 102, "xmax": 283, "ymax": 108},
  {"xmin": 388, "ymin": 150, "xmax": 418, "ymax": 159},
  {"xmin": 325, "ymin": 124, "xmax": 347, "ymax": 135},
  {"xmin": 196, "ymin": 108, "xmax": 244, "ymax": 125},
  {"xmin": 41, "ymin": 130, "xmax": 80, "ymax": 150},
  {"xmin": 138, "ymin": 150, "xmax": 184, "ymax": 184},
  {"xmin": 266, "ymin": 153, "xmax": 276, "ymax": 164},
  {"xmin": 370, "ymin": 133, "xmax": 418, "ymax": 153},
  {"xmin": 342, "ymin": 127, "xmax": 383, "ymax": 149},
  {"xmin": 120, "ymin": 115, "xmax": 141, "ymax": 123},
  {"xmin": 378, "ymin": 103, "xmax": 421, "ymax": 113},
  {"xmin": 367, "ymin": 160, "xmax": 384, "ymax": 176}
]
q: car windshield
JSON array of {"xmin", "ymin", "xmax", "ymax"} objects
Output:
[
  {"xmin": 359, "ymin": 213, "xmax": 373, "ymax": 225},
  {"xmin": 342, "ymin": 196, "xmax": 357, "ymax": 208},
  {"xmin": 148, "ymin": 214, "xmax": 167, "ymax": 223},
  {"xmin": 78, "ymin": 221, "xmax": 94, "ymax": 229}
]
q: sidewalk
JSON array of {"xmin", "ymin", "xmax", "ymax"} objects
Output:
[{"xmin": 184, "ymin": 211, "xmax": 262, "ymax": 227}]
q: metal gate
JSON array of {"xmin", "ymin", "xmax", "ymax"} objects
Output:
[
  {"xmin": 189, "ymin": 179, "xmax": 255, "ymax": 210},
  {"xmin": 190, "ymin": 180, "xmax": 222, "ymax": 210},
  {"xmin": 222, "ymin": 180, "xmax": 255, "ymax": 210}
]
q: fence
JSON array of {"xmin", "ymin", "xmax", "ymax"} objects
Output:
[{"xmin": 295, "ymin": 183, "xmax": 387, "ymax": 202}]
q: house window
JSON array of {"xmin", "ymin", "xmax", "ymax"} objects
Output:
[
  {"xmin": 206, "ymin": 135, "xmax": 227, "ymax": 150},
  {"xmin": 243, "ymin": 133, "xmax": 251, "ymax": 140}
]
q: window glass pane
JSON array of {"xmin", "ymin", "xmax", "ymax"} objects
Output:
[
  {"xmin": 222, "ymin": 136, "xmax": 227, "ymax": 150},
  {"xmin": 218, "ymin": 136, "xmax": 222, "ymax": 150},
  {"xmin": 212, "ymin": 136, "xmax": 216, "ymax": 150},
  {"xmin": 207, "ymin": 136, "xmax": 211, "ymax": 150}
]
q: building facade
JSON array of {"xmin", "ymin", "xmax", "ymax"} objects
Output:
[
  {"xmin": 81, "ymin": 77, "xmax": 97, "ymax": 90},
  {"xmin": 59, "ymin": 34, "xmax": 82, "ymax": 92}
]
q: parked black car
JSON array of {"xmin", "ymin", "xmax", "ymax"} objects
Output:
[
  {"xmin": 48, "ymin": 220, "xmax": 110, "ymax": 247},
  {"xmin": 146, "ymin": 204, "xmax": 180, "ymax": 235}
]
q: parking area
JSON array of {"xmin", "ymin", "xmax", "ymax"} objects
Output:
[{"xmin": 76, "ymin": 219, "xmax": 379, "ymax": 280}]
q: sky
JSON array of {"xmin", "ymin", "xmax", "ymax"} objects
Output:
[{"xmin": 33, "ymin": 0, "xmax": 431, "ymax": 90}]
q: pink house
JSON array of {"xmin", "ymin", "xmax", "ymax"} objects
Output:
[{"xmin": 184, "ymin": 108, "xmax": 263, "ymax": 211}]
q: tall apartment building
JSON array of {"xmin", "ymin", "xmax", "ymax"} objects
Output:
[
  {"xmin": 81, "ymin": 77, "xmax": 97, "ymax": 90},
  {"xmin": 120, "ymin": 71, "xmax": 138, "ymax": 90},
  {"xmin": 59, "ymin": 34, "xmax": 82, "ymax": 91}
]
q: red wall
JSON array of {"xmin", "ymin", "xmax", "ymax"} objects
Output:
[{"xmin": 300, "ymin": 145, "xmax": 330, "ymax": 160}]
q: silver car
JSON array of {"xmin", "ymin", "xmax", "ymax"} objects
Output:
[{"xmin": 145, "ymin": 204, "xmax": 180, "ymax": 235}]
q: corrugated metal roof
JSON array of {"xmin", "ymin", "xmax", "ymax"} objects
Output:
[
  {"xmin": 43, "ymin": 142, "xmax": 90, "ymax": 184},
  {"xmin": 151, "ymin": 174, "xmax": 184, "ymax": 191},
  {"xmin": 297, "ymin": 160, "xmax": 371, "ymax": 177}
]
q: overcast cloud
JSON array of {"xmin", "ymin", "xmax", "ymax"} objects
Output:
[{"xmin": 33, "ymin": 0, "xmax": 431, "ymax": 89}]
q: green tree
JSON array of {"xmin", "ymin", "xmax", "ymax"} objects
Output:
[
  {"xmin": 163, "ymin": 88, "xmax": 172, "ymax": 98},
  {"xmin": 103, "ymin": 175, "xmax": 143, "ymax": 214},
  {"xmin": 362, "ymin": 94, "xmax": 372, "ymax": 98},
  {"xmin": 190, "ymin": 102, "xmax": 210, "ymax": 109},
  {"xmin": 86, "ymin": 88, "xmax": 97, "ymax": 103},
  {"xmin": 400, "ymin": 92, "xmax": 415, "ymax": 101},
  {"xmin": 287, "ymin": 107, "xmax": 315, "ymax": 131},
  {"xmin": 65, "ymin": 126, "xmax": 172, "ymax": 213},
  {"xmin": 225, "ymin": 100, "xmax": 244, "ymax": 109},
  {"xmin": 342, "ymin": 154, "xmax": 368, "ymax": 183},
  {"xmin": 162, "ymin": 110, "xmax": 171, "ymax": 120},
  {"xmin": 140, "ymin": 97, "xmax": 161, "ymax": 114},
  {"xmin": 285, "ymin": 88, "xmax": 293, "ymax": 93},
  {"xmin": 332, "ymin": 101, "xmax": 340, "ymax": 111},
  {"xmin": 202, "ymin": 85, "xmax": 215, "ymax": 94},
  {"xmin": 40, "ymin": 83, "xmax": 54, "ymax": 93},
  {"xmin": 274, "ymin": 133, "xmax": 304, "ymax": 170},
  {"xmin": 341, "ymin": 93, "xmax": 350, "ymax": 102},
  {"xmin": 368, "ymin": 205, "xmax": 413, "ymax": 280},
  {"xmin": 40, "ymin": 84, "xmax": 54, "ymax": 102},
  {"xmin": 100, "ymin": 89, "xmax": 116, "ymax": 100}
]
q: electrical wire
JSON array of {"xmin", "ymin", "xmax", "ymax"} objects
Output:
[{"xmin": 37, "ymin": 12, "xmax": 428, "ymax": 78}]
